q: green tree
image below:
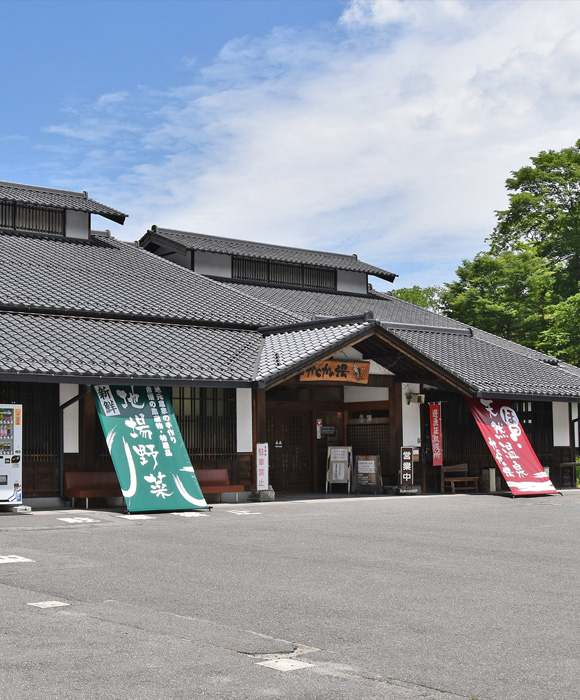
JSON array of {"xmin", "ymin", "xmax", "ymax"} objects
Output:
[
  {"xmin": 489, "ymin": 140, "xmax": 580, "ymax": 298},
  {"xmin": 538, "ymin": 293, "xmax": 580, "ymax": 365},
  {"xmin": 390, "ymin": 285, "xmax": 443, "ymax": 313},
  {"xmin": 440, "ymin": 249, "xmax": 557, "ymax": 348}
]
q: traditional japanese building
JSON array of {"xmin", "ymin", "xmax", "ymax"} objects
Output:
[
  {"xmin": 0, "ymin": 180, "xmax": 578, "ymax": 507},
  {"xmin": 140, "ymin": 227, "xmax": 580, "ymax": 494}
]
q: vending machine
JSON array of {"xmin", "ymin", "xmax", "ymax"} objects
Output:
[{"xmin": 0, "ymin": 404, "xmax": 22, "ymax": 505}]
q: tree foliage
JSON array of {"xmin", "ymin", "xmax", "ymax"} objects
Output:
[
  {"xmin": 489, "ymin": 140, "xmax": 580, "ymax": 298},
  {"xmin": 440, "ymin": 250, "xmax": 557, "ymax": 347},
  {"xmin": 398, "ymin": 141, "xmax": 580, "ymax": 363},
  {"xmin": 390, "ymin": 285, "xmax": 443, "ymax": 313},
  {"xmin": 538, "ymin": 293, "xmax": 580, "ymax": 365}
]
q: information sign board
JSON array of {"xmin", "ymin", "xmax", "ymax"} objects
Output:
[
  {"xmin": 326, "ymin": 446, "xmax": 352, "ymax": 493},
  {"xmin": 354, "ymin": 455, "xmax": 382, "ymax": 494},
  {"xmin": 256, "ymin": 442, "xmax": 269, "ymax": 491},
  {"xmin": 400, "ymin": 446, "xmax": 415, "ymax": 486}
]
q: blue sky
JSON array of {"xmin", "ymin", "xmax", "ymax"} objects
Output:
[{"xmin": 2, "ymin": 0, "xmax": 580, "ymax": 290}]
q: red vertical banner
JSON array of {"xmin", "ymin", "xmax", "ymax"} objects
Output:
[
  {"xmin": 467, "ymin": 398, "xmax": 557, "ymax": 496},
  {"xmin": 429, "ymin": 403, "xmax": 443, "ymax": 467}
]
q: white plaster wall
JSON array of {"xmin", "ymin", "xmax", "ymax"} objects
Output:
[
  {"xmin": 333, "ymin": 348, "xmax": 391, "ymax": 375},
  {"xmin": 194, "ymin": 251, "xmax": 232, "ymax": 278},
  {"xmin": 573, "ymin": 403, "xmax": 579, "ymax": 450},
  {"xmin": 236, "ymin": 388, "xmax": 253, "ymax": 452},
  {"xmin": 65, "ymin": 210, "xmax": 90, "ymax": 239},
  {"xmin": 369, "ymin": 360, "xmax": 391, "ymax": 376},
  {"xmin": 344, "ymin": 386, "xmax": 389, "ymax": 403},
  {"xmin": 59, "ymin": 384, "xmax": 79, "ymax": 453},
  {"xmin": 335, "ymin": 347, "xmax": 363, "ymax": 361},
  {"xmin": 553, "ymin": 402, "xmax": 570, "ymax": 447},
  {"xmin": 165, "ymin": 250, "xmax": 192, "ymax": 269},
  {"xmin": 336, "ymin": 269, "xmax": 367, "ymax": 294},
  {"xmin": 402, "ymin": 383, "xmax": 422, "ymax": 447}
]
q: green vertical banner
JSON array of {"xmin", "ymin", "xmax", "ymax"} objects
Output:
[{"xmin": 93, "ymin": 385, "xmax": 208, "ymax": 513}]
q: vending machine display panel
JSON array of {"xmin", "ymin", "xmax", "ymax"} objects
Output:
[{"xmin": 0, "ymin": 404, "xmax": 22, "ymax": 504}]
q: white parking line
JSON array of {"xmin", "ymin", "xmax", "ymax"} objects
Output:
[
  {"xmin": 0, "ymin": 555, "xmax": 35, "ymax": 564},
  {"xmin": 257, "ymin": 659, "xmax": 313, "ymax": 672},
  {"xmin": 58, "ymin": 517, "xmax": 100, "ymax": 524},
  {"xmin": 27, "ymin": 601, "xmax": 70, "ymax": 609}
]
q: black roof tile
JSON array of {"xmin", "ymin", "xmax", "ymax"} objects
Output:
[
  {"xmin": 0, "ymin": 312, "xmax": 262, "ymax": 385},
  {"xmin": 388, "ymin": 327, "xmax": 580, "ymax": 400},
  {"xmin": 143, "ymin": 227, "xmax": 397, "ymax": 281},
  {"xmin": 230, "ymin": 283, "xmax": 580, "ymax": 400},
  {"xmin": 0, "ymin": 181, "xmax": 127, "ymax": 224},
  {"xmin": 258, "ymin": 322, "xmax": 371, "ymax": 383},
  {"xmin": 0, "ymin": 230, "xmax": 305, "ymax": 328},
  {"xmin": 223, "ymin": 283, "xmax": 464, "ymax": 328}
]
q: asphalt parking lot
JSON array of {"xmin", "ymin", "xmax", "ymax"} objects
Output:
[{"xmin": 1, "ymin": 490, "xmax": 579, "ymax": 700}]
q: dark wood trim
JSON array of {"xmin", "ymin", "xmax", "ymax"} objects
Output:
[
  {"xmin": 254, "ymin": 387, "xmax": 267, "ymax": 445},
  {"xmin": 390, "ymin": 381, "xmax": 403, "ymax": 482},
  {"xmin": 80, "ymin": 390, "xmax": 97, "ymax": 471},
  {"xmin": 344, "ymin": 400, "xmax": 390, "ymax": 413},
  {"xmin": 374, "ymin": 326, "xmax": 475, "ymax": 396}
]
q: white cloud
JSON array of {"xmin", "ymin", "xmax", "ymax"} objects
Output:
[
  {"xmin": 96, "ymin": 91, "xmax": 130, "ymax": 107},
  {"xmin": 339, "ymin": 0, "xmax": 469, "ymax": 30},
  {"xmin": 44, "ymin": 0, "xmax": 580, "ymax": 288}
]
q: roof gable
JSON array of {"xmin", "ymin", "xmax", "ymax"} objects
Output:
[
  {"xmin": 0, "ymin": 181, "xmax": 127, "ymax": 224},
  {"xmin": 142, "ymin": 227, "xmax": 397, "ymax": 282},
  {"xmin": 240, "ymin": 284, "xmax": 580, "ymax": 399}
]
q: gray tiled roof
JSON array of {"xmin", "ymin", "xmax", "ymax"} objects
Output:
[
  {"xmin": 257, "ymin": 322, "xmax": 371, "ymax": 383},
  {"xmin": 387, "ymin": 326, "xmax": 580, "ymax": 400},
  {"xmin": 223, "ymin": 283, "xmax": 465, "ymax": 328},
  {"xmin": 0, "ymin": 181, "xmax": 127, "ymax": 224},
  {"xmin": 233, "ymin": 283, "xmax": 580, "ymax": 399},
  {"xmin": 0, "ymin": 312, "xmax": 262, "ymax": 384},
  {"xmin": 3, "ymin": 219, "xmax": 580, "ymax": 398},
  {"xmin": 144, "ymin": 228, "xmax": 397, "ymax": 281},
  {"xmin": 0, "ymin": 231, "xmax": 305, "ymax": 328}
]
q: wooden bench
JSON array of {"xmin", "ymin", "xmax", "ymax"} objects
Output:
[
  {"xmin": 441, "ymin": 464, "xmax": 479, "ymax": 494},
  {"xmin": 64, "ymin": 471, "xmax": 122, "ymax": 509},
  {"xmin": 196, "ymin": 469, "xmax": 244, "ymax": 502}
]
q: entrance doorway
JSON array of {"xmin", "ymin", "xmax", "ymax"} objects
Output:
[
  {"xmin": 315, "ymin": 410, "xmax": 345, "ymax": 491},
  {"xmin": 264, "ymin": 382, "xmax": 395, "ymax": 493},
  {"xmin": 267, "ymin": 408, "xmax": 312, "ymax": 492}
]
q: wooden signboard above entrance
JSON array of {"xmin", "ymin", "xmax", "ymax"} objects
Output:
[{"xmin": 299, "ymin": 360, "xmax": 370, "ymax": 383}]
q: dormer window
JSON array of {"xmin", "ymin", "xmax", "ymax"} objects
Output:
[
  {"xmin": 0, "ymin": 203, "xmax": 65, "ymax": 236},
  {"xmin": 232, "ymin": 255, "xmax": 336, "ymax": 290},
  {"xmin": 0, "ymin": 181, "xmax": 127, "ymax": 240},
  {"xmin": 140, "ymin": 228, "xmax": 396, "ymax": 294},
  {"xmin": 233, "ymin": 256, "xmax": 268, "ymax": 282}
]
